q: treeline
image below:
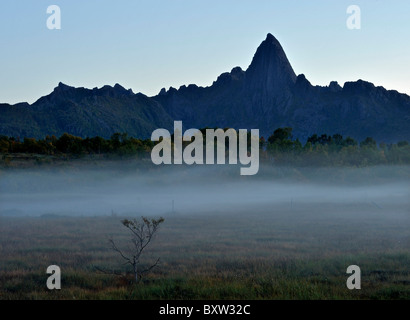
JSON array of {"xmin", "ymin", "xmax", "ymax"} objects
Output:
[
  {"xmin": 1, "ymin": 128, "xmax": 410, "ymax": 166},
  {"xmin": 261, "ymin": 127, "xmax": 410, "ymax": 166},
  {"xmin": 0, "ymin": 133, "xmax": 153, "ymax": 158}
]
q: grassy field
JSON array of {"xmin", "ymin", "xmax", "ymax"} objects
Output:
[{"xmin": 1, "ymin": 202, "xmax": 409, "ymax": 300}]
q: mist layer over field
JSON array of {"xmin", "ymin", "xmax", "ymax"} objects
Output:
[
  {"xmin": 1, "ymin": 164, "xmax": 409, "ymax": 219},
  {"xmin": 1, "ymin": 163, "xmax": 409, "ymax": 299}
]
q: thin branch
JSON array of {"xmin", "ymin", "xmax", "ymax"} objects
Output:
[
  {"xmin": 140, "ymin": 234, "xmax": 153, "ymax": 253},
  {"xmin": 127, "ymin": 225, "xmax": 143, "ymax": 243},
  {"xmin": 139, "ymin": 258, "xmax": 160, "ymax": 275},
  {"xmin": 109, "ymin": 238, "xmax": 133, "ymax": 266}
]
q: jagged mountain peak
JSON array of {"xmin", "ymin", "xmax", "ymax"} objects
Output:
[
  {"xmin": 244, "ymin": 33, "xmax": 297, "ymax": 98},
  {"xmin": 98, "ymin": 83, "xmax": 134, "ymax": 96},
  {"xmin": 55, "ymin": 82, "xmax": 74, "ymax": 91},
  {"xmin": 247, "ymin": 34, "xmax": 295, "ymax": 75},
  {"xmin": 265, "ymin": 32, "xmax": 275, "ymax": 40}
]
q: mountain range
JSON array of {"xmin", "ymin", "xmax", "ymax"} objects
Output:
[{"xmin": 1, "ymin": 33, "xmax": 409, "ymax": 142}]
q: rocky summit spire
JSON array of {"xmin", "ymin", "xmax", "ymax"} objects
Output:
[{"xmin": 244, "ymin": 33, "xmax": 297, "ymax": 101}]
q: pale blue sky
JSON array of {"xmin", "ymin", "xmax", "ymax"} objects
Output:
[{"xmin": 0, "ymin": 0, "xmax": 409, "ymax": 104}]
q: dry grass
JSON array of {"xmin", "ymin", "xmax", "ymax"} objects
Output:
[{"xmin": 0, "ymin": 205, "xmax": 409, "ymax": 300}]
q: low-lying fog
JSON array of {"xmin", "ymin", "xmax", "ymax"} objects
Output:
[{"xmin": 0, "ymin": 164, "xmax": 409, "ymax": 218}]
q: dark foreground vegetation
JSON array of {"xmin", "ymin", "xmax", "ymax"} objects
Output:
[{"xmin": 1, "ymin": 127, "xmax": 410, "ymax": 167}]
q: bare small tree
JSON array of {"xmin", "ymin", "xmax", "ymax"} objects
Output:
[{"xmin": 109, "ymin": 216, "xmax": 164, "ymax": 283}]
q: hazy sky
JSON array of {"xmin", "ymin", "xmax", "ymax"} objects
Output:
[{"xmin": 0, "ymin": 0, "xmax": 409, "ymax": 104}]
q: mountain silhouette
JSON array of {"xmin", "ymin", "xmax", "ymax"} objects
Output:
[
  {"xmin": 244, "ymin": 33, "xmax": 297, "ymax": 103},
  {"xmin": 0, "ymin": 82, "xmax": 173, "ymax": 139},
  {"xmin": 1, "ymin": 33, "xmax": 409, "ymax": 142}
]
